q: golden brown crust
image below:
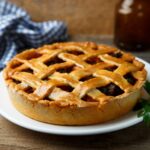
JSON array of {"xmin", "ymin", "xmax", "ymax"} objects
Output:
[
  {"xmin": 3, "ymin": 42, "xmax": 147, "ymax": 125},
  {"xmin": 7, "ymin": 86, "xmax": 141, "ymax": 125}
]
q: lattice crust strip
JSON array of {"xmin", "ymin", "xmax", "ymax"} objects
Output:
[{"xmin": 4, "ymin": 42, "xmax": 146, "ymax": 106}]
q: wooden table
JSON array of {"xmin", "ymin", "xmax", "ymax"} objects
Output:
[{"xmin": 0, "ymin": 35, "xmax": 150, "ymax": 150}]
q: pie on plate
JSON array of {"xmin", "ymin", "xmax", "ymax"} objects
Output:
[{"xmin": 3, "ymin": 42, "xmax": 147, "ymax": 125}]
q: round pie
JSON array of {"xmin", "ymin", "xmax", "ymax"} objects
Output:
[{"xmin": 3, "ymin": 42, "xmax": 147, "ymax": 125}]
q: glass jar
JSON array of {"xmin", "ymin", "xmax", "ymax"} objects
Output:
[{"xmin": 114, "ymin": 0, "xmax": 150, "ymax": 51}]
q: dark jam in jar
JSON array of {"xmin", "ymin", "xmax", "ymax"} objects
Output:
[{"xmin": 114, "ymin": 0, "xmax": 150, "ymax": 51}]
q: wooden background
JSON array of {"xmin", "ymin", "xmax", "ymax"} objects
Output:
[{"xmin": 9, "ymin": 0, "xmax": 119, "ymax": 35}]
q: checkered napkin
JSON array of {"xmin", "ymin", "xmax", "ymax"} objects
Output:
[{"xmin": 0, "ymin": 1, "xmax": 68, "ymax": 69}]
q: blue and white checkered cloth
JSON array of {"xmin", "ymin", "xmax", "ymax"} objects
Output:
[{"xmin": 0, "ymin": 1, "xmax": 68, "ymax": 69}]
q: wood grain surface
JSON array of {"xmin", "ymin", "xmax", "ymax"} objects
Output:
[
  {"xmin": 0, "ymin": 116, "xmax": 150, "ymax": 150},
  {"xmin": 8, "ymin": 0, "xmax": 119, "ymax": 35},
  {"xmin": 0, "ymin": 35, "xmax": 150, "ymax": 150}
]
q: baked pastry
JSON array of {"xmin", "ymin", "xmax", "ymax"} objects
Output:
[{"xmin": 3, "ymin": 42, "xmax": 147, "ymax": 125}]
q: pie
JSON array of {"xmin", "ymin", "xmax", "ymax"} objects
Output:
[{"xmin": 3, "ymin": 42, "xmax": 147, "ymax": 125}]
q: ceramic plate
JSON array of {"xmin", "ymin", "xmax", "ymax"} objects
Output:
[{"xmin": 0, "ymin": 58, "xmax": 149, "ymax": 136}]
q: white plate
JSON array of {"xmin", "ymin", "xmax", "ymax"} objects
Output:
[{"xmin": 0, "ymin": 58, "xmax": 149, "ymax": 136}]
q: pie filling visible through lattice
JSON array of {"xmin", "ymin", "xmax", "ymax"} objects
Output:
[{"xmin": 3, "ymin": 42, "xmax": 147, "ymax": 125}]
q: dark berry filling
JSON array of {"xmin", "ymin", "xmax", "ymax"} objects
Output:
[
  {"xmin": 85, "ymin": 56, "xmax": 101, "ymax": 64},
  {"xmin": 24, "ymin": 87, "xmax": 34, "ymax": 94},
  {"xmin": 105, "ymin": 66, "xmax": 118, "ymax": 71},
  {"xmin": 79, "ymin": 75, "xmax": 94, "ymax": 82},
  {"xmin": 12, "ymin": 79, "xmax": 21, "ymax": 84},
  {"xmin": 57, "ymin": 66, "xmax": 74, "ymax": 73},
  {"xmin": 82, "ymin": 95, "xmax": 97, "ymax": 102},
  {"xmin": 58, "ymin": 85, "xmax": 74, "ymax": 92},
  {"xmin": 22, "ymin": 68, "xmax": 33, "ymax": 74},
  {"xmin": 110, "ymin": 52, "xmax": 123, "ymax": 58},
  {"xmin": 97, "ymin": 83, "xmax": 124, "ymax": 96},
  {"xmin": 124, "ymin": 73, "xmax": 137, "ymax": 85},
  {"xmin": 44, "ymin": 56, "xmax": 64, "ymax": 66},
  {"xmin": 67, "ymin": 50, "xmax": 84, "ymax": 55},
  {"xmin": 25, "ymin": 52, "xmax": 42, "ymax": 60}
]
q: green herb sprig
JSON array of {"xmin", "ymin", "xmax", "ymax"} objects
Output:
[{"xmin": 137, "ymin": 81, "xmax": 150, "ymax": 125}]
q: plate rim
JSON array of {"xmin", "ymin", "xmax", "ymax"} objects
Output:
[{"xmin": 0, "ymin": 57, "xmax": 148, "ymax": 136}]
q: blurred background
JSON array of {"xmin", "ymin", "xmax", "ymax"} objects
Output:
[{"xmin": 8, "ymin": 0, "xmax": 119, "ymax": 35}]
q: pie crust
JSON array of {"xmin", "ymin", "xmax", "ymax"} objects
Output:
[{"xmin": 3, "ymin": 42, "xmax": 147, "ymax": 125}]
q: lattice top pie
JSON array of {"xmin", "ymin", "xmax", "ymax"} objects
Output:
[{"xmin": 3, "ymin": 42, "xmax": 147, "ymax": 125}]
